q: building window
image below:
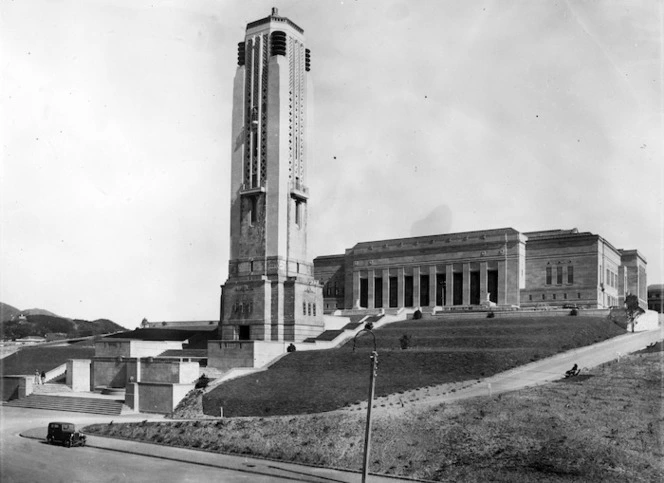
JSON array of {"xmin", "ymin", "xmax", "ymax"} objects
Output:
[
  {"xmin": 556, "ymin": 266, "xmax": 563, "ymax": 285},
  {"xmin": 567, "ymin": 266, "xmax": 573, "ymax": 284},
  {"xmin": 313, "ymin": 304, "xmax": 316, "ymax": 316},
  {"xmin": 564, "ymin": 293, "xmax": 567, "ymax": 299},
  {"xmin": 578, "ymin": 293, "xmax": 581, "ymax": 299},
  {"xmin": 303, "ymin": 302, "xmax": 307, "ymax": 316},
  {"xmin": 546, "ymin": 267, "xmax": 552, "ymax": 285},
  {"xmin": 529, "ymin": 294, "xmax": 532, "ymax": 301},
  {"xmin": 308, "ymin": 303, "xmax": 312, "ymax": 316},
  {"xmin": 542, "ymin": 294, "xmax": 546, "ymax": 300},
  {"xmin": 553, "ymin": 294, "xmax": 557, "ymax": 300}
]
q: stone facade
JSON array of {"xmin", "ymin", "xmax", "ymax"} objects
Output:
[
  {"xmin": 315, "ymin": 228, "xmax": 647, "ymax": 311},
  {"xmin": 219, "ymin": 9, "xmax": 324, "ymax": 344},
  {"xmin": 647, "ymin": 284, "xmax": 664, "ymax": 313}
]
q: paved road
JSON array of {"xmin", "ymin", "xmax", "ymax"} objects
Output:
[
  {"xmin": 1, "ymin": 409, "xmax": 405, "ymax": 482},
  {"xmin": 2, "ymin": 327, "xmax": 661, "ymax": 482}
]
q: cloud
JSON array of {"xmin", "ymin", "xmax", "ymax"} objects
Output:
[{"xmin": 410, "ymin": 204, "xmax": 453, "ymax": 237}]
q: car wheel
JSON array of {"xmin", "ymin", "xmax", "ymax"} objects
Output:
[{"xmin": 47, "ymin": 436, "xmax": 52, "ymax": 445}]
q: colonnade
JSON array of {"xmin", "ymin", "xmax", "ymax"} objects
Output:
[{"xmin": 352, "ymin": 261, "xmax": 507, "ymax": 309}]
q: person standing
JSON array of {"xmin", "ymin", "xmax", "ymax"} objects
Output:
[
  {"xmin": 34, "ymin": 370, "xmax": 40, "ymax": 385},
  {"xmin": 40, "ymin": 370, "xmax": 46, "ymax": 385}
]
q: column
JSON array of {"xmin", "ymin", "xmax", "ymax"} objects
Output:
[
  {"xmin": 398, "ymin": 267, "xmax": 405, "ymax": 308},
  {"xmin": 413, "ymin": 266, "xmax": 421, "ymax": 308},
  {"xmin": 445, "ymin": 265, "xmax": 453, "ymax": 306},
  {"xmin": 480, "ymin": 262, "xmax": 488, "ymax": 304},
  {"xmin": 462, "ymin": 263, "xmax": 470, "ymax": 305},
  {"xmin": 367, "ymin": 269, "xmax": 375, "ymax": 309},
  {"xmin": 429, "ymin": 266, "xmax": 437, "ymax": 307},
  {"xmin": 382, "ymin": 269, "xmax": 390, "ymax": 309},
  {"xmin": 498, "ymin": 260, "xmax": 507, "ymax": 305},
  {"xmin": 353, "ymin": 271, "xmax": 361, "ymax": 308}
]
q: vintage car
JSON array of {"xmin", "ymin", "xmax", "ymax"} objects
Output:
[{"xmin": 46, "ymin": 422, "xmax": 87, "ymax": 448}]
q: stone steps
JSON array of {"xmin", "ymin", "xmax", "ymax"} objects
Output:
[
  {"xmin": 4, "ymin": 394, "xmax": 126, "ymax": 415},
  {"xmin": 32, "ymin": 383, "xmax": 73, "ymax": 394}
]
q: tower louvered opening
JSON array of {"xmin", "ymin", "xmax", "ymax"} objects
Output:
[
  {"xmin": 271, "ymin": 31, "xmax": 287, "ymax": 56},
  {"xmin": 237, "ymin": 42, "xmax": 246, "ymax": 66}
]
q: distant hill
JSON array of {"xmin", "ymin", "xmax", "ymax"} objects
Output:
[
  {"xmin": 18, "ymin": 308, "xmax": 60, "ymax": 317},
  {"xmin": 0, "ymin": 302, "xmax": 21, "ymax": 322},
  {"xmin": 0, "ymin": 307, "xmax": 126, "ymax": 340}
]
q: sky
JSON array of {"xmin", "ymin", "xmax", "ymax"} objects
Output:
[{"xmin": 1, "ymin": 0, "xmax": 662, "ymax": 329}]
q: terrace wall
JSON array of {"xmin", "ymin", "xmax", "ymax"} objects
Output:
[
  {"xmin": 1, "ymin": 375, "xmax": 32, "ymax": 401},
  {"xmin": 208, "ymin": 340, "xmax": 287, "ymax": 371},
  {"xmin": 67, "ymin": 359, "xmax": 92, "ymax": 392}
]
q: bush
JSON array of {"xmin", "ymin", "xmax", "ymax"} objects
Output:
[
  {"xmin": 413, "ymin": 309, "xmax": 422, "ymax": 320},
  {"xmin": 364, "ymin": 321, "xmax": 374, "ymax": 330},
  {"xmin": 487, "ymin": 311, "xmax": 495, "ymax": 318},
  {"xmin": 195, "ymin": 374, "xmax": 210, "ymax": 389},
  {"xmin": 570, "ymin": 309, "xmax": 578, "ymax": 316},
  {"xmin": 399, "ymin": 334, "xmax": 411, "ymax": 350}
]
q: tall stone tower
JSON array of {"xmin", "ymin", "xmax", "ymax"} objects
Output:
[{"xmin": 220, "ymin": 9, "xmax": 324, "ymax": 342}]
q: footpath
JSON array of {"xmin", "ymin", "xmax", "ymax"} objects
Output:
[
  {"xmin": 20, "ymin": 423, "xmax": 413, "ymax": 482},
  {"xmin": 20, "ymin": 326, "xmax": 663, "ymax": 482}
]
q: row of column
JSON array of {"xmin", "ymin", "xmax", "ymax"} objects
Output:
[{"xmin": 353, "ymin": 262, "xmax": 505, "ymax": 309}]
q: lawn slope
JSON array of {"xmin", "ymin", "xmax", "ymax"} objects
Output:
[
  {"xmin": 85, "ymin": 342, "xmax": 663, "ymax": 482},
  {"xmin": 1, "ymin": 344, "xmax": 96, "ymax": 375},
  {"xmin": 203, "ymin": 315, "xmax": 625, "ymax": 417}
]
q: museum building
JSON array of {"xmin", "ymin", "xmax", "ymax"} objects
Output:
[{"xmin": 314, "ymin": 227, "xmax": 647, "ymax": 313}]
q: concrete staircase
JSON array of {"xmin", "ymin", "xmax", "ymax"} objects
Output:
[
  {"xmin": 4, "ymin": 394, "xmax": 127, "ymax": 415},
  {"xmin": 31, "ymin": 383, "xmax": 73, "ymax": 394}
]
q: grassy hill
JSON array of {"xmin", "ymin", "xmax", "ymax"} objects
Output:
[
  {"xmin": 203, "ymin": 314, "xmax": 626, "ymax": 417},
  {"xmin": 1, "ymin": 314, "xmax": 124, "ymax": 340},
  {"xmin": 0, "ymin": 302, "xmax": 21, "ymax": 322}
]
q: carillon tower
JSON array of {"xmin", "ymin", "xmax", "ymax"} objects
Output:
[{"xmin": 220, "ymin": 8, "xmax": 324, "ymax": 342}]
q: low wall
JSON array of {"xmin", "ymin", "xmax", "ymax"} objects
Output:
[
  {"xmin": 322, "ymin": 315, "xmax": 351, "ymax": 330},
  {"xmin": 1, "ymin": 375, "xmax": 33, "ymax": 401},
  {"xmin": 95, "ymin": 339, "xmax": 183, "ymax": 358},
  {"xmin": 93, "ymin": 357, "xmax": 200, "ymax": 388},
  {"xmin": 92, "ymin": 358, "xmax": 128, "ymax": 388},
  {"xmin": 129, "ymin": 382, "xmax": 195, "ymax": 414},
  {"xmin": 67, "ymin": 359, "xmax": 92, "ymax": 392},
  {"xmin": 207, "ymin": 340, "xmax": 287, "ymax": 371},
  {"xmin": 134, "ymin": 358, "xmax": 199, "ymax": 384}
]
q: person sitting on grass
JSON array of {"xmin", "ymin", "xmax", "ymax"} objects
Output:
[{"xmin": 565, "ymin": 363, "xmax": 580, "ymax": 377}]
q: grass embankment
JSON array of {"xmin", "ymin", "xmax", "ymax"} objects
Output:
[
  {"xmin": 203, "ymin": 316, "xmax": 624, "ymax": 416},
  {"xmin": 0, "ymin": 345, "xmax": 95, "ymax": 375},
  {"xmin": 84, "ymin": 346, "xmax": 663, "ymax": 482}
]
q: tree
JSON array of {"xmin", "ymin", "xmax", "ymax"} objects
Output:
[{"xmin": 624, "ymin": 294, "xmax": 645, "ymax": 333}]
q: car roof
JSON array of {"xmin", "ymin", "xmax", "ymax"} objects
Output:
[{"xmin": 49, "ymin": 422, "xmax": 74, "ymax": 425}]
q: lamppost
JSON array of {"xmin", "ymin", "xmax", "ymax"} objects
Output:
[{"xmin": 353, "ymin": 328, "xmax": 378, "ymax": 483}]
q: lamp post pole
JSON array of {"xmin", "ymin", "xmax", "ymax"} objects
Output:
[
  {"xmin": 353, "ymin": 329, "xmax": 378, "ymax": 483},
  {"xmin": 362, "ymin": 350, "xmax": 378, "ymax": 483}
]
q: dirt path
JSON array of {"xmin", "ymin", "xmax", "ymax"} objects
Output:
[{"xmin": 341, "ymin": 327, "xmax": 663, "ymax": 416}]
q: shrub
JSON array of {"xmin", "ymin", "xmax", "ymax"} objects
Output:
[
  {"xmin": 399, "ymin": 334, "xmax": 411, "ymax": 350},
  {"xmin": 570, "ymin": 309, "xmax": 578, "ymax": 316},
  {"xmin": 487, "ymin": 311, "xmax": 495, "ymax": 318},
  {"xmin": 195, "ymin": 374, "xmax": 210, "ymax": 389},
  {"xmin": 413, "ymin": 309, "xmax": 422, "ymax": 320},
  {"xmin": 364, "ymin": 321, "xmax": 374, "ymax": 330}
]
